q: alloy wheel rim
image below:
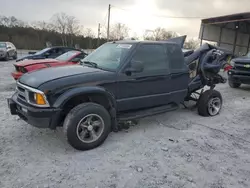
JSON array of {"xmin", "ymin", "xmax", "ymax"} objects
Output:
[
  {"xmin": 76, "ymin": 114, "xmax": 104, "ymax": 143},
  {"xmin": 208, "ymin": 97, "xmax": 221, "ymax": 116}
]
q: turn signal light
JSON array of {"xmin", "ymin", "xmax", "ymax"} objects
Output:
[{"xmin": 34, "ymin": 93, "xmax": 46, "ymax": 105}]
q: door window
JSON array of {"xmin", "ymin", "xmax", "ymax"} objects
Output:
[
  {"xmin": 54, "ymin": 48, "xmax": 65, "ymax": 56},
  {"xmin": 167, "ymin": 44, "xmax": 187, "ymax": 72},
  {"xmin": 47, "ymin": 48, "xmax": 63, "ymax": 57},
  {"xmin": 130, "ymin": 44, "xmax": 168, "ymax": 73}
]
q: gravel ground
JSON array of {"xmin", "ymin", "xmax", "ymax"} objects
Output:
[{"xmin": 0, "ymin": 58, "xmax": 250, "ymax": 188}]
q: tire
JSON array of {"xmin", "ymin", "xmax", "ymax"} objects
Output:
[
  {"xmin": 228, "ymin": 79, "xmax": 241, "ymax": 88},
  {"xmin": 4, "ymin": 53, "xmax": 9, "ymax": 61},
  {"xmin": 63, "ymin": 102, "xmax": 111, "ymax": 151},
  {"xmin": 197, "ymin": 90, "xmax": 222, "ymax": 117},
  {"xmin": 13, "ymin": 52, "xmax": 17, "ymax": 60}
]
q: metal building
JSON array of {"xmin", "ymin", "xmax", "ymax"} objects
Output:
[{"xmin": 199, "ymin": 12, "xmax": 250, "ymax": 56}]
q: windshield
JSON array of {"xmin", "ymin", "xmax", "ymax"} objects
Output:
[
  {"xmin": 34, "ymin": 47, "xmax": 51, "ymax": 55},
  {"xmin": 56, "ymin": 50, "xmax": 79, "ymax": 61},
  {"xmin": 0, "ymin": 42, "xmax": 6, "ymax": 48},
  {"xmin": 80, "ymin": 43, "xmax": 133, "ymax": 71}
]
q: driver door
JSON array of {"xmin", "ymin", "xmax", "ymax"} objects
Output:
[{"xmin": 116, "ymin": 43, "xmax": 173, "ymax": 111}]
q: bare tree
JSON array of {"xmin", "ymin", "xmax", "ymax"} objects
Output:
[
  {"xmin": 66, "ymin": 16, "xmax": 82, "ymax": 46},
  {"xmin": 51, "ymin": 12, "xmax": 82, "ymax": 46},
  {"xmin": 51, "ymin": 12, "xmax": 69, "ymax": 46},
  {"xmin": 84, "ymin": 28, "xmax": 95, "ymax": 48},
  {"xmin": 0, "ymin": 16, "xmax": 25, "ymax": 27},
  {"xmin": 84, "ymin": 28, "xmax": 95, "ymax": 37},
  {"xmin": 108, "ymin": 23, "xmax": 130, "ymax": 40},
  {"xmin": 143, "ymin": 27, "xmax": 178, "ymax": 41},
  {"xmin": 184, "ymin": 38, "xmax": 200, "ymax": 49},
  {"xmin": 143, "ymin": 30, "xmax": 155, "ymax": 40},
  {"xmin": 31, "ymin": 21, "xmax": 54, "ymax": 31}
]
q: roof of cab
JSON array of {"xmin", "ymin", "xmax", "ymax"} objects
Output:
[
  {"xmin": 107, "ymin": 40, "xmax": 179, "ymax": 45},
  {"xmin": 107, "ymin": 35, "xmax": 187, "ymax": 48}
]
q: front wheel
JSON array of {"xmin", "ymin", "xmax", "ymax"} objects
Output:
[
  {"xmin": 197, "ymin": 90, "xmax": 222, "ymax": 117},
  {"xmin": 63, "ymin": 102, "xmax": 111, "ymax": 151},
  {"xmin": 13, "ymin": 52, "xmax": 17, "ymax": 60},
  {"xmin": 4, "ymin": 53, "xmax": 9, "ymax": 61}
]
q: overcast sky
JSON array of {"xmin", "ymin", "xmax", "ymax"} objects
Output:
[{"xmin": 0, "ymin": 0, "xmax": 249, "ymax": 38}]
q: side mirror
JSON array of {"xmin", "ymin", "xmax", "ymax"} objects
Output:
[
  {"xmin": 125, "ymin": 60, "xmax": 144, "ymax": 75},
  {"xmin": 7, "ymin": 46, "xmax": 11, "ymax": 49}
]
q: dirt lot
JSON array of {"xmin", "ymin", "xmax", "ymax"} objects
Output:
[{"xmin": 1, "ymin": 58, "xmax": 250, "ymax": 188}]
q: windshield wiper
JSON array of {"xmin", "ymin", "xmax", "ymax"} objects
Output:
[{"xmin": 81, "ymin": 61, "xmax": 98, "ymax": 68}]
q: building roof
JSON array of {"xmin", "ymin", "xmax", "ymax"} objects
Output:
[{"xmin": 202, "ymin": 12, "xmax": 250, "ymax": 25}]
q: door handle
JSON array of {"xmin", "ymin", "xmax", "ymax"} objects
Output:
[
  {"xmin": 133, "ymin": 76, "xmax": 167, "ymax": 82},
  {"xmin": 171, "ymin": 72, "xmax": 188, "ymax": 78}
]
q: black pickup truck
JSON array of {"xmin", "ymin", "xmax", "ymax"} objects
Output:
[
  {"xmin": 7, "ymin": 39, "xmax": 229, "ymax": 150},
  {"xmin": 228, "ymin": 53, "xmax": 250, "ymax": 88}
]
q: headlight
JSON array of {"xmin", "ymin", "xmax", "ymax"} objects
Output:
[
  {"xmin": 17, "ymin": 82, "xmax": 50, "ymax": 107},
  {"xmin": 34, "ymin": 93, "xmax": 47, "ymax": 105},
  {"xmin": 27, "ymin": 92, "xmax": 48, "ymax": 106},
  {"xmin": 230, "ymin": 60, "xmax": 235, "ymax": 67}
]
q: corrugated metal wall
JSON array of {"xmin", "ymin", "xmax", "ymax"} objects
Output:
[{"xmin": 199, "ymin": 23, "xmax": 250, "ymax": 56}]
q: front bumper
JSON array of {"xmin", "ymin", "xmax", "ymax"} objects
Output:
[
  {"xmin": 228, "ymin": 69, "xmax": 250, "ymax": 84},
  {"xmin": 7, "ymin": 93, "xmax": 61, "ymax": 129},
  {"xmin": 0, "ymin": 51, "xmax": 7, "ymax": 58},
  {"xmin": 11, "ymin": 71, "xmax": 23, "ymax": 80}
]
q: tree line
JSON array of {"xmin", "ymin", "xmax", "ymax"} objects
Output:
[
  {"xmin": 105, "ymin": 24, "xmax": 200, "ymax": 49},
  {"xmin": 0, "ymin": 13, "xmax": 106, "ymax": 50},
  {"xmin": 0, "ymin": 13, "xmax": 200, "ymax": 50}
]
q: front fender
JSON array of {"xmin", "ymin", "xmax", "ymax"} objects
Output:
[{"xmin": 52, "ymin": 86, "xmax": 116, "ymax": 109}]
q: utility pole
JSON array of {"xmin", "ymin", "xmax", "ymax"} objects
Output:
[
  {"xmin": 118, "ymin": 23, "xmax": 121, "ymax": 40},
  {"xmin": 107, "ymin": 4, "xmax": 111, "ymax": 41},
  {"xmin": 97, "ymin": 23, "xmax": 101, "ymax": 47}
]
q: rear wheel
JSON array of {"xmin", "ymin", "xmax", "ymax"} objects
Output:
[
  {"xmin": 197, "ymin": 90, "xmax": 222, "ymax": 117},
  {"xmin": 63, "ymin": 102, "xmax": 111, "ymax": 151},
  {"xmin": 228, "ymin": 79, "xmax": 241, "ymax": 88}
]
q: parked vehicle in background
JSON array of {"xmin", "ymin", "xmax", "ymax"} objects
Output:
[
  {"xmin": 16, "ymin": 46, "xmax": 79, "ymax": 62},
  {"xmin": 0, "ymin": 42, "xmax": 17, "ymax": 61},
  {"xmin": 11, "ymin": 50, "xmax": 88, "ymax": 80},
  {"xmin": 7, "ymin": 37, "xmax": 230, "ymax": 151},
  {"xmin": 227, "ymin": 52, "xmax": 250, "ymax": 88}
]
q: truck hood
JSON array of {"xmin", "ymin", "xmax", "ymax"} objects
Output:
[
  {"xmin": 233, "ymin": 57, "xmax": 250, "ymax": 63},
  {"xmin": 14, "ymin": 59, "xmax": 59, "ymax": 67},
  {"xmin": 19, "ymin": 65, "xmax": 103, "ymax": 88}
]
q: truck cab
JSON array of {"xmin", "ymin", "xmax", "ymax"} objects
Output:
[{"xmin": 228, "ymin": 52, "xmax": 250, "ymax": 88}]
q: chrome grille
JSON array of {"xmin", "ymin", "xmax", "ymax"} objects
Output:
[
  {"xmin": 16, "ymin": 84, "xmax": 28, "ymax": 102},
  {"xmin": 15, "ymin": 82, "xmax": 50, "ymax": 107},
  {"xmin": 235, "ymin": 62, "xmax": 250, "ymax": 72}
]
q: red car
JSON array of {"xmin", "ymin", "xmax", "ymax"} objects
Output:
[{"xmin": 11, "ymin": 50, "xmax": 87, "ymax": 80}]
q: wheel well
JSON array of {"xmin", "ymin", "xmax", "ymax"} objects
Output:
[{"xmin": 58, "ymin": 93, "xmax": 113, "ymax": 126}]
